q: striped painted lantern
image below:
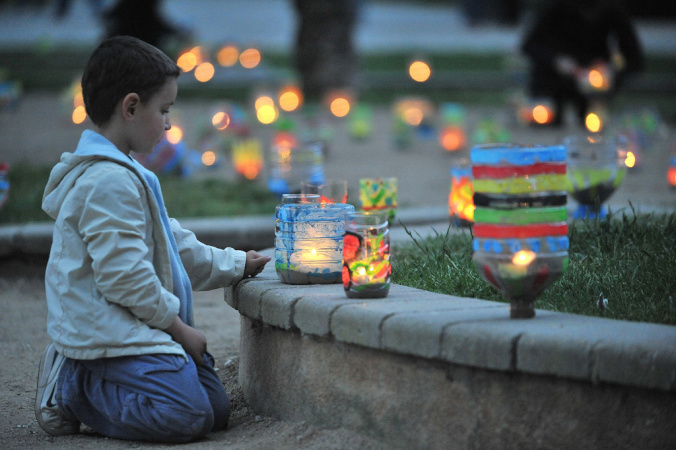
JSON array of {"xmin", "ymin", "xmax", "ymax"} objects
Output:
[
  {"xmin": 275, "ymin": 194, "xmax": 355, "ymax": 285},
  {"xmin": 470, "ymin": 144, "xmax": 569, "ymax": 319}
]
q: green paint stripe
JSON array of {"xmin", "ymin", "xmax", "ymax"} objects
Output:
[{"xmin": 474, "ymin": 206, "xmax": 567, "ymax": 224}]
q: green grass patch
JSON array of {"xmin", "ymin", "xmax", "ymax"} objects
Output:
[
  {"xmin": 0, "ymin": 163, "xmax": 279, "ymax": 224},
  {"xmin": 392, "ymin": 209, "xmax": 676, "ymax": 326}
]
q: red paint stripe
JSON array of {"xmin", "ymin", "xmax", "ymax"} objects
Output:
[
  {"xmin": 473, "ymin": 223, "xmax": 568, "ymax": 238},
  {"xmin": 472, "ymin": 163, "xmax": 566, "ymax": 179}
]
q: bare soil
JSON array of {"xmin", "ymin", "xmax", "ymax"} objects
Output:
[{"xmin": 0, "ymin": 259, "xmax": 386, "ymax": 449}]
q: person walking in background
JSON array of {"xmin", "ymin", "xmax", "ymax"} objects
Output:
[
  {"xmin": 521, "ymin": 0, "xmax": 644, "ymax": 126},
  {"xmin": 35, "ymin": 35, "xmax": 270, "ymax": 443}
]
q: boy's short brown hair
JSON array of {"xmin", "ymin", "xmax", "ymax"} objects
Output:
[{"xmin": 81, "ymin": 35, "xmax": 181, "ymax": 127}]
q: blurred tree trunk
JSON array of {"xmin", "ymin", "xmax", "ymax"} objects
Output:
[{"xmin": 293, "ymin": 0, "xmax": 359, "ymax": 102}]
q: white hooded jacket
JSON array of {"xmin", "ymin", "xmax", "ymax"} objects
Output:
[{"xmin": 42, "ymin": 130, "xmax": 246, "ymax": 360}]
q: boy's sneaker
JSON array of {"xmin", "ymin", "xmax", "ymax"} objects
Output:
[{"xmin": 35, "ymin": 343, "xmax": 80, "ymax": 436}]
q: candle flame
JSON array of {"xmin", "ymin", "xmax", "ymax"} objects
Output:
[{"xmin": 512, "ymin": 250, "xmax": 536, "ymax": 266}]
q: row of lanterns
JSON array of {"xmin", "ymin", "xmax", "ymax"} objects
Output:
[
  {"xmin": 274, "ymin": 178, "xmax": 396, "ymax": 298},
  {"xmin": 450, "ymin": 134, "xmax": 630, "ymax": 224}
]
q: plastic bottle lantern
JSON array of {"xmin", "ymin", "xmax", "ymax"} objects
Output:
[
  {"xmin": 359, "ymin": 177, "xmax": 397, "ymax": 221},
  {"xmin": 301, "ymin": 179, "xmax": 348, "ymax": 204},
  {"xmin": 471, "ymin": 144, "xmax": 569, "ymax": 319},
  {"xmin": 449, "ymin": 159, "xmax": 474, "ymax": 226},
  {"xmin": 343, "ymin": 212, "xmax": 391, "ymax": 298},
  {"xmin": 268, "ymin": 140, "xmax": 325, "ymax": 197},
  {"xmin": 564, "ymin": 134, "xmax": 627, "ymax": 219},
  {"xmin": 275, "ymin": 194, "xmax": 354, "ymax": 284}
]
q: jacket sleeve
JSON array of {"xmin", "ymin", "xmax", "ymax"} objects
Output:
[
  {"xmin": 170, "ymin": 218, "xmax": 247, "ymax": 291},
  {"xmin": 79, "ymin": 168, "xmax": 179, "ymax": 330}
]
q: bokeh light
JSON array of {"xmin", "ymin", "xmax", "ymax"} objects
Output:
[
  {"xmin": 588, "ymin": 69, "xmax": 604, "ymax": 89},
  {"xmin": 409, "ymin": 60, "xmax": 431, "ymax": 82},
  {"xmin": 166, "ymin": 125, "xmax": 183, "ymax": 144},
  {"xmin": 239, "ymin": 48, "xmax": 261, "ymax": 69},
  {"xmin": 254, "ymin": 95, "xmax": 274, "ymax": 111},
  {"xmin": 625, "ymin": 151, "xmax": 636, "ymax": 168},
  {"xmin": 217, "ymin": 45, "xmax": 239, "ymax": 67},
  {"xmin": 256, "ymin": 104, "xmax": 278, "ymax": 124},
  {"xmin": 440, "ymin": 126, "xmax": 465, "ymax": 151},
  {"xmin": 532, "ymin": 105, "xmax": 551, "ymax": 124},
  {"xmin": 330, "ymin": 97, "xmax": 350, "ymax": 117},
  {"xmin": 72, "ymin": 105, "xmax": 87, "ymax": 124},
  {"xmin": 278, "ymin": 85, "xmax": 303, "ymax": 112},
  {"xmin": 585, "ymin": 112, "xmax": 602, "ymax": 133},
  {"xmin": 201, "ymin": 150, "xmax": 217, "ymax": 166},
  {"xmin": 212, "ymin": 111, "xmax": 230, "ymax": 130},
  {"xmin": 176, "ymin": 46, "xmax": 204, "ymax": 72},
  {"xmin": 402, "ymin": 107, "xmax": 423, "ymax": 126},
  {"xmin": 194, "ymin": 62, "xmax": 215, "ymax": 82}
]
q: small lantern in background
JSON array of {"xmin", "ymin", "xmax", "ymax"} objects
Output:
[
  {"xmin": 519, "ymin": 98, "xmax": 555, "ymax": 126},
  {"xmin": 471, "ymin": 117, "xmax": 511, "ymax": 145},
  {"xmin": 565, "ymin": 134, "xmax": 627, "ymax": 219},
  {"xmin": 216, "ymin": 43, "xmax": 239, "ymax": 68},
  {"xmin": 301, "ymin": 179, "xmax": 348, "ymax": 204},
  {"xmin": 393, "ymin": 96, "xmax": 436, "ymax": 140},
  {"xmin": 268, "ymin": 139, "xmax": 325, "ymax": 197},
  {"xmin": 232, "ymin": 138, "xmax": 264, "ymax": 180},
  {"xmin": 668, "ymin": 154, "xmax": 676, "ymax": 188},
  {"xmin": 449, "ymin": 159, "xmax": 474, "ymax": 226},
  {"xmin": 275, "ymin": 195, "xmax": 354, "ymax": 284},
  {"xmin": 349, "ymin": 104, "xmax": 373, "ymax": 140},
  {"xmin": 584, "ymin": 101, "xmax": 608, "ymax": 134},
  {"xmin": 471, "ymin": 144, "xmax": 569, "ymax": 319},
  {"xmin": 343, "ymin": 211, "xmax": 391, "ymax": 298},
  {"xmin": 0, "ymin": 162, "xmax": 9, "ymax": 213},
  {"xmin": 359, "ymin": 177, "xmax": 398, "ymax": 221},
  {"xmin": 439, "ymin": 103, "xmax": 467, "ymax": 152},
  {"xmin": 278, "ymin": 83, "xmax": 303, "ymax": 113}
]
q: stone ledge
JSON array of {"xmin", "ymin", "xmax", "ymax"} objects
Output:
[{"xmin": 231, "ymin": 248, "xmax": 676, "ymax": 393}]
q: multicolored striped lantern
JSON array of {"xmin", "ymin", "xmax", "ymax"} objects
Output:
[
  {"xmin": 359, "ymin": 177, "xmax": 397, "ymax": 221},
  {"xmin": 343, "ymin": 211, "xmax": 391, "ymax": 298},
  {"xmin": 275, "ymin": 194, "xmax": 354, "ymax": 284},
  {"xmin": 471, "ymin": 144, "xmax": 569, "ymax": 319}
]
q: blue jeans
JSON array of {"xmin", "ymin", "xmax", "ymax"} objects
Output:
[{"xmin": 57, "ymin": 352, "xmax": 230, "ymax": 443}]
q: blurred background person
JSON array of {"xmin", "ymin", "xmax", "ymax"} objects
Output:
[
  {"xmin": 521, "ymin": 0, "xmax": 644, "ymax": 126},
  {"xmin": 293, "ymin": 0, "xmax": 359, "ymax": 102}
]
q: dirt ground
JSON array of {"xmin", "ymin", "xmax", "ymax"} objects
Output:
[{"xmin": 0, "ymin": 259, "xmax": 387, "ymax": 449}]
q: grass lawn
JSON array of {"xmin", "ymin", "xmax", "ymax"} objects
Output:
[{"xmin": 391, "ymin": 210, "xmax": 676, "ymax": 326}]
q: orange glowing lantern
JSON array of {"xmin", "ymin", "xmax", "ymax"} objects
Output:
[
  {"xmin": 232, "ymin": 138, "xmax": 264, "ymax": 180},
  {"xmin": 449, "ymin": 160, "xmax": 474, "ymax": 226},
  {"xmin": 239, "ymin": 48, "xmax": 261, "ymax": 69},
  {"xmin": 409, "ymin": 60, "xmax": 431, "ymax": 82},
  {"xmin": 217, "ymin": 44, "xmax": 239, "ymax": 67},
  {"xmin": 668, "ymin": 156, "xmax": 676, "ymax": 187},
  {"xmin": 440, "ymin": 126, "xmax": 466, "ymax": 151},
  {"xmin": 177, "ymin": 46, "xmax": 204, "ymax": 73}
]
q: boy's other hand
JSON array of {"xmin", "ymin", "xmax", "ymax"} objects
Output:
[
  {"xmin": 166, "ymin": 317, "xmax": 207, "ymax": 365},
  {"xmin": 244, "ymin": 250, "xmax": 272, "ymax": 278}
]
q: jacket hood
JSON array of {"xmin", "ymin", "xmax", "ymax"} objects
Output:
[{"xmin": 42, "ymin": 130, "xmax": 139, "ymax": 219}]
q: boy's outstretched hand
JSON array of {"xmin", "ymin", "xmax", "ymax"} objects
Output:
[{"xmin": 244, "ymin": 250, "xmax": 271, "ymax": 278}]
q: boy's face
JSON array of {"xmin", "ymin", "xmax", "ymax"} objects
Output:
[{"xmin": 130, "ymin": 78, "xmax": 178, "ymax": 155}]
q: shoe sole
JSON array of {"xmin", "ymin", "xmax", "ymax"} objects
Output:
[{"xmin": 35, "ymin": 344, "xmax": 79, "ymax": 436}]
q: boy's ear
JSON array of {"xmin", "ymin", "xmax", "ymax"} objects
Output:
[{"xmin": 121, "ymin": 93, "xmax": 141, "ymax": 121}]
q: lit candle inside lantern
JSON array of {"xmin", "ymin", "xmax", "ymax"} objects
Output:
[
  {"xmin": 668, "ymin": 156, "xmax": 676, "ymax": 187},
  {"xmin": 276, "ymin": 201, "xmax": 355, "ymax": 284}
]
